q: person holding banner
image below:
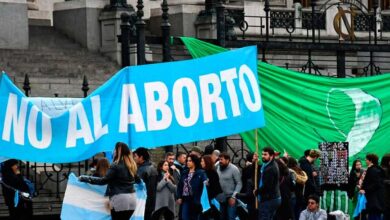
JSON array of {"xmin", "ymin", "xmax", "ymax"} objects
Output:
[
  {"xmin": 177, "ymin": 154, "xmax": 207, "ymax": 220},
  {"xmin": 79, "ymin": 142, "xmax": 140, "ymax": 220},
  {"xmin": 0, "ymin": 159, "xmax": 33, "ymax": 220}
]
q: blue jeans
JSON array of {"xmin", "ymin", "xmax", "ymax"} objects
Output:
[
  {"xmin": 258, "ymin": 197, "xmax": 282, "ymax": 220},
  {"xmin": 220, "ymin": 201, "xmax": 237, "ymax": 220},
  {"xmin": 181, "ymin": 198, "xmax": 201, "ymax": 220}
]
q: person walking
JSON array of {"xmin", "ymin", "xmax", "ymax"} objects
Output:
[{"xmin": 79, "ymin": 142, "xmax": 139, "ymax": 220}]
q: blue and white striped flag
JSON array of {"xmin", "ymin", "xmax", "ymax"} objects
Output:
[
  {"xmin": 130, "ymin": 180, "xmax": 146, "ymax": 220},
  {"xmin": 61, "ymin": 173, "xmax": 147, "ymax": 220},
  {"xmin": 61, "ymin": 173, "xmax": 110, "ymax": 220}
]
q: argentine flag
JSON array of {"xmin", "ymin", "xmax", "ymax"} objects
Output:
[
  {"xmin": 61, "ymin": 173, "xmax": 110, "ymax": 220},
  {"xmin": 61, "ymin": 173, "xmax": 146, "ymax": 220}
]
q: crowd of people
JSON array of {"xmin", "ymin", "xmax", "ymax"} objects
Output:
[
  {"xmin": 1, "ymin": 142, "xmax": 390, "ymax": 220},
  {"xmin": 78, "ymin": 144, "xmax": 390, "ymax": 220}
]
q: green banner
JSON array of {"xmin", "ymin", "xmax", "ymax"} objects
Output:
[{"xmin": 182, "ymin": 37, "xmax": 389, "ymax": 163}]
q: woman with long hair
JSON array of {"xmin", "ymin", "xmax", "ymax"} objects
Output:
[
  {"xmin": 177, "ymin": 154, "xmax": 207, "ymax": 220},
  {"xmin": 152, "ymin": 160, "xmax": 177, "ymax": 220},
  {"xmin": 200, "ymin": 155, "xmax": 222, "ymax": 220},
  {"xmin": 348, "ymin": 159, "xmax": 365, "ymax": 219},
  {"xmin": 93, "ymin": 158, "xmax": 110, "ymax": 177},
  {"xmin": 79, "ymin": 142, "xmax": 139, "ymax": 220}
]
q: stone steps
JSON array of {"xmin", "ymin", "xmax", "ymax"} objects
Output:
[{"xmin": 0, "ymin": 25, "xmax": 120, "ymax": 97}]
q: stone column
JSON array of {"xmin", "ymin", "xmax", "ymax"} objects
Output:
[
  {"xmin": 100, "ymin": 8, "xmax": 136, "ymax": 65},
  {"xmin": 53, "ymin": 0, "xmax": 107, "ymax": 51}
]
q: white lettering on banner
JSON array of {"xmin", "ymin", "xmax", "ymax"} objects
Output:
[
  {"xmin": 145, "ymin": 82, "xmax": 172, "ymax": 131},
  {"xmin": 220, "ymin": 68, "xmax": 241, "ymax": 117},
  {"xmin": 27, "ymin": 106, "xmax": 52, "ymax": 149},
  {"xmin": 173, "ymin": 78, "xmax": 199, "ymax": 127},
  {"xmin": 2, "ymin": 93, "xmax": 28, "ymax": 145},
  {"xmin": 91, "ymin": 96, "xmax": 108, "ymax": 140},
  {"xmin": 239, "ymin": 64, "xmax": 262, "ymax": 112},
  {"xmin": 119, "ymin": 64, "xmax": 260, "ymax": 132},
  {"xmin": 119, "ymin": 84, "xmax": 146, "ymax": 132},
  {"xmin": 66, "ymin": 103, "xmax": 94, "ymax": 148},
  {"xmin": 200, "ymin": 73, "xmax": 228, "ymax": 123}
]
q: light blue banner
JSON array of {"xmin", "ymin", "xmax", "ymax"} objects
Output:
[{"xmin": 0, "ymin": 46, "xmax": 264, "ymax": 163}]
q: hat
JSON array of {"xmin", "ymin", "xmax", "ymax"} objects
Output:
[{"xmin": 190, "ymin": 146, "xmax": 203, "ymax": 155}]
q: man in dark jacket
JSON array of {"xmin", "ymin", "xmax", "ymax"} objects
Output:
[
  {"xmin": 360, "ymin": 153, "xmax": 385, "ymax": 220},
  {"xmin": 299, "ymin": 149, "xmax": 320, "ymax": 201},
  {"xmin": 255, "ymin": 147, "xmax": 281, "ymax": 220},
  {"xmin": 133, "ymin": 147, "xmax": 158, "ymax": 220}
]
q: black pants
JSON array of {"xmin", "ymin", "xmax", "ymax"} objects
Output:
[
  {"xmin": 152, "ymin": 207, "xmax": 174, "ymax": 220},
  {"xmin": 111, "ymin": 209, "xmax": 134, "ymax": 220},
  {"xmin": 8, "ymin": 200, "xmax": 33, "ymax": 220}
]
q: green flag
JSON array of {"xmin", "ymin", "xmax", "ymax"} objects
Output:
[{"xmin": 181, "ymin": 37, "xmax": 388, "ymax": 163}]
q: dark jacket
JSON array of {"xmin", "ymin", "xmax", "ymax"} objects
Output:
[
  {"xmin": 177, "ymin": 169, "xmax": 207, "ymax": 205},
  {"xmin": 0, "ymin": 159, "xmax": 33, "ymax": 219},
  {"xmin": 205, "ymin": 169, "xmax": 223, "ymax": 200},
  {"xmin": 137, "ymin": 160, "xmax": 158, "ymax": 218},
  {"xmin": 257, "ymin": 159, "xmax": 281, "ymax": 202},
  {"xmin": 80, "ymin": 161, "xmax": 140, "ymax": 197},
  {"xmin": 383, "ymin": 167, "xmax": 390, "ymax": 218},
  {"xmin": 299, "ymin": 157, "xmax": 317, "ymax": 199},
  {"xmin": 362, "ymin": 165, "xmax": 385, "ymax": 214},
  {"xmin": 347, "ymin": 168, "xmax": 364, "ymax": 199}
]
